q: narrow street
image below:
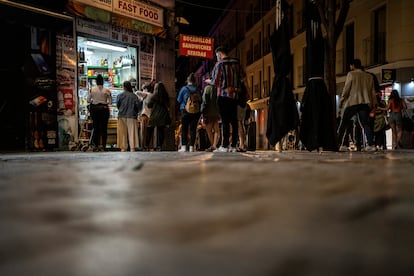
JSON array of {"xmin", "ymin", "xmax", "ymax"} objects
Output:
[{"xmin": 0, "ymin": 150, "xmax": 414, "ymax": 275}]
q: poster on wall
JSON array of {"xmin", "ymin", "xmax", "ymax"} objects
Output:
[
  {"xmin": 56, "ymin": 34, "xmax": 77, "ymax": 149},
  {"xmin": 139, "ymin": 35, "xmax": 155, "ymax": 87}
]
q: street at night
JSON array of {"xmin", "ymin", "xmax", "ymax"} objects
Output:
[{"xmin": 1, "ymin": 150, "xmax": 414, "ymax": 275}]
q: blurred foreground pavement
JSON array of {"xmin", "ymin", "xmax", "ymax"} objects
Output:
[{"xmin": 1, "ymin": 149, "xmax": 414, "ymax": 276}]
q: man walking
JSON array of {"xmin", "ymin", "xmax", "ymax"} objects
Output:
[
  {"xmin": 337, "ymin": 59, "xmax": 377, "ymax": 151},
  {"xmin": 207, "ymin": 45, "xmax": 246, "ymax": 152}
]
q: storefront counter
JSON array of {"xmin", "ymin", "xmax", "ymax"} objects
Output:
[{"xmin": 107, "ymin": 118, "xmax": 117, "ymax": 148}]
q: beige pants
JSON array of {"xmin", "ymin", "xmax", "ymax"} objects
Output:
[
  {"xmin": 140, "ymin": 115, "xmax": 150, "ymax": 148},
  {"xmin": 117, "ymin": 117, "xmax": 139, "ymax": 151}
]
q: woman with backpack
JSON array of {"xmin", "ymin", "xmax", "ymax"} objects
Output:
[{"xmin": 177, "ymin": 72, "xmax": 202, "ymax": 152}]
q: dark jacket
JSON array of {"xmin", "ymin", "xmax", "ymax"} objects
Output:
[
  {"xmin": 117, "ymin": 91, "xmax": 141, "ymax": 118},
  {"xmin": 148, "ymin": 86, "xmax": 170, "ymax": 126},
  {"xmin": 201, "ymin": 84, "xmax": 219, "ymax": 118}
]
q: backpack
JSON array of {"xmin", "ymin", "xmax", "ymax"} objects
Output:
[{"xmin": 185, "ymin": 87, "xmax": 201, "ymax": 113}]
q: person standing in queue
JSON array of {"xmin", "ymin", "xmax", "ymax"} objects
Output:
[
  {"xmin": 116, "ymin": 80, "xmax": 141, "ymax": 152},
  {"xmin": 136, "ymin": 83, "xmax": 153, "ymax": 150},
  {"xmin": 87, "ymin": 74, "xmax": 112, "ymax": 151},
  {"xmin": 146, "ymin": 82, "xmax": 171, "ymax": 151},
  {"xmin": 207, "ymin": 45, "xmax": 246, "ymax": 152},
  {"xmin": 177, "ymin": 72, "xmax": 202, "ymax": 152},
  {"xmin": 337, "ymin": 58, "xmax": 377, "ymax": 152},
  {"xmin": 201, "ymin": 74, "xmax": 220, "ymax": 152}
]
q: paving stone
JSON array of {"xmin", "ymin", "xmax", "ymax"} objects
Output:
[{"xmin": 0, "ymin": 150, "xmax": 414, "ymax": 275}]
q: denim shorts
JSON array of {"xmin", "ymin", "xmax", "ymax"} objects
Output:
[{"xmin": 388, "ymin": 111, "xmax": 402, "ymax": 125}]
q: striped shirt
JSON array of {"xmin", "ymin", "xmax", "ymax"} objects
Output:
[{"xmin": 210, "ymin": 57, "xmax": 245, "ymax": 99}]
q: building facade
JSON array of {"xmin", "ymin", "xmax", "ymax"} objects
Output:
[
  {"xmin": 0, "ymin": 0, "xmax": 177, "ymax": 151},
  {"xmin": 197, "ymin": 0, "xmax": 414, "ymax": 150}
]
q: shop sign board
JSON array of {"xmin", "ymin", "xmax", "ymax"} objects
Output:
[
  {"xmin": 382, "ymin": 69, "xmax": 396, "ymax": 83},
  {"xmin": 76, "ymin": 18, "xmax": 140, "ymax": 46},
  {"xmin": 111, "ymin": 24, "xmax": 140, "ymax": 46},
  {"xmin": 72, "ymin": 0, "xmax": 163, "ymax": 27},
  {"xmin": 75, "ymin": 0, "xmax": 112, "ymax": 11},
  {"xmin": 76, "ymin": 18, "xmax": 111, "ymax": 38},
  {"xmin": 179, "ymin": 34, "xmax": 214, "ymax": 59},
  {"xmin": 113, "ymin": 0, "xmax": 163, "ymax": 27}
]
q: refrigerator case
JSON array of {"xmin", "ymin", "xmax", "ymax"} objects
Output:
[{"xmin": 107, "ymin": 88, "xmax": 122, "ymax": 147}]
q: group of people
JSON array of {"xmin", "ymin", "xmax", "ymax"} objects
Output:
[
  {"xmin": 337, "ymin": 58, "xmax": 407, "ymax": 151},
  {"xmin": 176, "ymin": 46, "xmax": 249, "ymax": 153},
  {"xmin": 88, "ymin": 54, "xmax": 408, "ymax": 154},
  {"xmin": 87, "ymin": 74, "xmax": 170, "ymax": 152}
]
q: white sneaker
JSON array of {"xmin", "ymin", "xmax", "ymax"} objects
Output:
[
  {"xmin": 364, "ymin": 145, "xmax": 376, "ymax": 152},
  {"xmin": 189, "ymin": 146, "xmax": 194, "ymax": 152},
  {"xmin": 229, "ymin": 147, "xmax": 237, "ymax": 152},
  {"xmin": 213, "ymin": 146, "xmax": 228, "ymax": 152},
  {"xmin": 178, "ymin": 145, "xmax": 187, "ymax": 152}
]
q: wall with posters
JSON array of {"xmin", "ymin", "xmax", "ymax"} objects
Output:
[{"xmin": 56, "ymin": 35, "xmax": 78, "ymax": 150}]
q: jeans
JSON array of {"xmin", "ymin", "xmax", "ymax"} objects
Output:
[
  {"xmin": 338, "ymin": 104, "xmax": 374, "ymax": 147},
  {"xmin": 180, "ymin": 111, "xmax": 201, "ymax": 146},
  {"xmin": 217, "ymin": 96, "xmax": 238, "ymax": 148}
]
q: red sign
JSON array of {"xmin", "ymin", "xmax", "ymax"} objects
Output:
[{"xmin": 179, "ymin": 34, "xmax": 214, "ymax": 59}]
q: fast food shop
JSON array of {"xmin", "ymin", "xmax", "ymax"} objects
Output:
[{"xmin": 61, "ymin": 0, "xmax": 167, "ymax": 150}]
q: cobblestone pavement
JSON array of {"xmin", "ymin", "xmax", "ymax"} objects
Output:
[{"xmin": 1, "ymin": 150, "xmax": 414, "ymax": 276}]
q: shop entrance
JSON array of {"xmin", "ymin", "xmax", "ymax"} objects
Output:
[
  {"xmin": 77, "ymin": 36, "xmax": 138, "ymax": 149},
  {"xmin": 0, "ymin": 6, "xmax": 72, "ymax": 151}
]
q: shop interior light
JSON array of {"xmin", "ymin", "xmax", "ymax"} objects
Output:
[{"xmin": 86, "ymin": 41, "xmax": 127, "ymax": 52}]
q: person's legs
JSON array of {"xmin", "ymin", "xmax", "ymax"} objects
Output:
[
  {"xmin": 389, "ymin": 123, "xmax": 397, "ymax": 149},
  {"xmin": 396, "ymin": 123, "xmax": 403, "ymax": 147},
  {"xmin": 357, "ymin": 105, "xmax": 374, "ymax": 147},
  {"xmin": 337, "ymin": 106, "xmax": 356, "ymax": 148},
  {"xmin": 238, "ymin": 120, "xmax": 246, "ymax": 149},
  {"xmin": 140, "ymin": 115, "xmax": 149, "ymax": 149},
  {"xmin": 212, "ymin": 120, "xmax": 220, "ymax": 149},
  {"xmin": 382, "ymin": 128, "xmax": 387, "ymax": 150},
  {"xmin": 180, "ymin": 112, "xmax": 191, "ymax": 147},
  {"xmin": 146, "ymin": 126, "xmax": 155, "ymax": 149},
  {"xmin": 126, "ymin": 118, "xmax": 138, "ymax": 151},
  {"xmin": 117, "ymin": 117, "xmax": 128, "ymax": 151},
  {"xmin": 157, "ymin": 126, "xmax": 165, "ymax": 150},
  {"xmin": 100, "ymin": 108, "xmax": 110, "ymax": 149},
  {"xmin": 90, "ymin": 108, "xmax": 100, "ymax": 148},
  {"xmin": 217, "ymin": 97, "xmax": 230, "ymax": 148},
  {"xmin": 354, "ymin": 115, "xmax": 363, "ymax": 150},
  {"xmin": 205, "ymin": 118, "xmax": 215, "ymax": 149},
  {"xmin": 189, "ymin": 114, "xmax": 200, "ymax": 147}
]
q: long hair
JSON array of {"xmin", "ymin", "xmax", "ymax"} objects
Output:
[
  {"xmin": 390, "ymin": 89, "xmax": 402, "ymax": 106},
  {"xmin": 153, "ymin": 82, "xmax": 170, "ymax": 106}
]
